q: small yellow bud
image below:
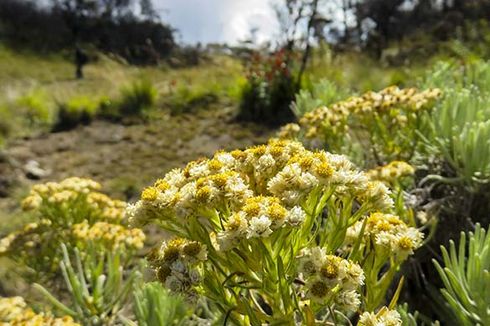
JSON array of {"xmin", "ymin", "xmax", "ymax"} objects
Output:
[{"xmin": 141, "ymin": 187, "xmax": 158, "ymax": 202}]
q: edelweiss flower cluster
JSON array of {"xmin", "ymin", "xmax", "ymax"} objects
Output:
[
  {"xmin": 128, "ymin": 140, "xmax": 415, "ymax": 322},
  {"xmin": 298, "ymin": 247, "xmax": 364, "ymax": 312},
  {"xmin": 0, "ymin": 296, "xmax": 80, "ymax": 326},
  {"xmin": 148, "ymin": 238, "xmax": 207, "ymax": 296},
  {"xmin": 358, "ymin": 307, "xmax": 402, "ymax": 326},
  {"xmin": 366, "ymin": 161, "xmax": 415, "ymax": 185},
  {"xmin": 0, "ymin": 178, "xmax": 140, "ymax": 276},
  {"xmin": 346, "ymin": 212, "xmax": 424, "ymax": 258},
  {"xmin": 217, "ymin": 196, "xmax": 306, "ymax": 250},
  {"xmin": 278, "ymin": 86, "xmax": 441, "ymax": 155},
  {"xmin": 128, "ymin": 139, "xmax": 393, "ymax": 237},
  {"xmin": 72, "ymin": 221, "xmax": 145, "ymax": 250},
  {"xmin": 22, "ymin": 177, "xmax": 126, "ymax": 223},
  {"xmin": 0, "ymin": 220, "xmax": 50, "ymax": 255}
]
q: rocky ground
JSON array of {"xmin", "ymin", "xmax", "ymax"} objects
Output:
[{"xmin": 0, "ymin": 106, "xmax": 273, "ymax": 227}]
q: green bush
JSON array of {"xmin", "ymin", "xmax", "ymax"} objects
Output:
[
  {"xmin": 433, "ymin": 224, "xmax": 490, "ymax": 325},
  {"xmin": 239, "ymin": 50, "xmax": 298, "ymax": 125},
  {"xmin": 35, "ymin": 244, "xmax": 141, "ymax": 325},
  {"xmin": 0, "ymin": 89, "xmax": 53, "ymax": 145},
  {"xmin": 291, "ymin": 78, "xmax": 349, "ymax": 118},
  {"xmin": 166, "ymin": 83, "xmax": 219, "ymax": 114},
  {"xmin": 131, "ymin": 282, "xmax": 189, "ymax": 326},
  {"xmin": 117, "ymin": 79, "xmax": 158, "ymax": 117},
  {"xmin": 15, "ymin": 89, "xmax": 53, "ymax": 127},
  {"xmin": 54, "ymin": 96, "xmax": 99, "ymax": 131},
  {"xmin": 420, "ymin": 61, "xmax": 490, "ymax": 192}
]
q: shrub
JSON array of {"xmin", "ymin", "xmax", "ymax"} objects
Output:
[
  {"xmin": 15, "ymin": 89, "xmax": 53, "ymax": 127},
  {"xmin": 278, "ymin": 86, "xmax": 441, "ymax": 167},
  {"xmin": 0, "ymin": 177, "xmax": 144, "ymax": 283},
  {"xmin": 127, "ymin": 139, "xmax": 423, "ymax": 324},
  {"xmin": 35, "ymin": 244, "xmax": 141, "ymax": 325},
  {"xmin": 117, "ymin": 79, "xmax": 158, "ymax": 117},
  {"xmin": 291, "ymin": 78, "xmax": 349, "ymax": 118},
  {"xmin": 433, "ymin": 224, "xmax": 490, "ymax": 325},
  {"xmin": 239, "ymin": 50, "xmax": 298, "ymax": 125},
  {"xmin": 164, "ymin": 81, "xmax": 220, "ymax": 114},
  {"xmin": 420, "ymin": 61, "xmax": 490, "ymax": 192},
  {"xmin": 131, "ymin": 282, "xmax": 190, "ymax": 326},
  {"xmin": 54, "ymin": 96, "xmax": 99, "ymax": 131}
]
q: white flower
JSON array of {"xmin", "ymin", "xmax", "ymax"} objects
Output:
[
  {"xmin": 125, "ymin": 202, "xmax": 142, "ymax": 225},
  {"xmin": 416, "ymin": 210, "xmax": 428, "ymax": 224},
  {"xmin": 163, "ymin": 168, "xmax": 187, "ymax": 187},
  {"xmin": 188, "ymin": 162, "xmax": 210, "ymax": 179},
  {"xmin": 299, "ymin": 172, "xmax": 318, "ymax": 190},
  {"xmin": 375, "ymin": 231, "xmax": 397, "ymax": 248},
  {"xmin": 247, "ymin": 215, "xmax": 273, "ymax": 238},
  {"xmin": 298, "ymin": 256, "xmax": 317, "ymax": 277},
  {"xmin": 257, "ymin": 154, "xmax": 276, "ymax": 173},
  {"xmin": 227, "ymin": 212, "xmax": 249, "ymax": 235},
  {"xmin": 359, "ymin": 307, "xmax": 402, "ymax": 326},
  {"xmin": 309, "ymin": 247, "xmax": 327, "ymax": 269},
  {"xmin": 335, "ymin": 290, "xmax": 361, "ymax": 312},
  {"xmin": 394, "ymin": 227, "xmax": 424, "ymax": 255},
  {"xmin": 346, "ymin": 171, "xmax": 370, "ymax": 188},
  {"xmin": 174, "ymin": 182, "xmax": 197, "ymax": 216},
  {"xmin": 307, "ymin": 276, "xmax": 331, "ymax": 303},
  {"xmin": 215, "ymin": 152, "xmax": 236, "ymax": 168},
  {"xmin": 358, "ymin": 312, "xmax": 378, "ymax": 326},
  {"xmin": 381, "ymin": 309, "xmax": 402, "ymax": 326},
  {"xmin": 345, "ymin": 221, "xmax": 363, "ymax": 244},
  {"xmin": 343, "ymin": 261, "xmax": 365, "ymax": 289},
  {"xmin": 216, "ymin": 212, "xmax": 248, "ymax": 250},
  {"xmin": 281, "ymin": 190, "xmax": 303, "ymax": 206},
  {"xmin": 225, "ymin": 175, "xmax": 250, "ymax": 196},
  {"xmin": 326, "ymin": 153, "xmax": 353, "ymax": 171},
  {"xmin": 158, "ymin": 187, "xmax": 179, "ymax": 207},
  {"xmin": 287, "ymin": 206, "xmax": 306, "ymax": 226}
]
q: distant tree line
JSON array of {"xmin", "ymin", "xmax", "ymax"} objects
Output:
[
  {"xmin": 275, "ymin": 0, "xmax": 490, "ymax": 57},
  {"xmin": 351, "ymin": 0, "xmax": 490, "ymax": 56},
  {"xmin": 0, "ymin": 0, "xmax": 175, "ymax": 65}
]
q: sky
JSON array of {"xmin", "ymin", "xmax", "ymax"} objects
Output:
[{"xmin": 154, "ymin": 0, "xmax": 280, "ymax": 45}]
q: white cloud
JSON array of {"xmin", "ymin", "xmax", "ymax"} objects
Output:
[{"xmin": 155, "ymin": 0, "xmax": 279, "ymax": 44}]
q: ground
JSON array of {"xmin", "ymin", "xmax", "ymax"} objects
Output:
[
  {"xmin": 0, "ymin": 106, "xmax": 272, "ymax": 228},
  {"xmin": 0, "ymin": 48, "xmax": 264, "ymax": 227}
]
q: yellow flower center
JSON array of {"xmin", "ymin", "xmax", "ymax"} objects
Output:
[
  {"xmin": 320, "ymin": 261, "xmax": 338, "ymax": 279},
  {"xmin": 154, "ymin": 179, "xmax": 170, "ymax": 191},
  {"xmin": 243, "ymin": 202, "xmax": 261, "ymax": 217},
  {"xmin": 398, "ymin": 236, "xmax": 413, "ymax": 250},
  {"xmin": 267, "ymin": 204, "xmax": 287, "ymax": 220},
  {"xmin": 315, "ymin": 162, "xmax": 334, "ymax": 178},
  {"xmin": 208, "ymin": 159, "xmax": 224, "ymax": 171},
  {"xmin": 141, "ymin": 187, "xmax": 158, "ymax": 202},
  {"xmin": 195, "ymin": 186, "xmax": 212, "ymax": 202}
]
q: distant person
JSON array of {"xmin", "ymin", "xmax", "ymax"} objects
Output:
[{"xmin": 75, "ymin": 46, "xmax": 88, "ymax": 79}]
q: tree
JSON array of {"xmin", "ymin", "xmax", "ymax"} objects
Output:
[
  {"xmin": 274, "ymin": 0, "xmax": 331, "ymax": 86},
  {"xmin": 140, "ymin": 0, "xmax": 158, "ymax": 21}
]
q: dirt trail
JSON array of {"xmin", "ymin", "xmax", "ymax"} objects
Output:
[{"xmin": 0, "ymin": 107, "xmax": 273, "ymax": 216}]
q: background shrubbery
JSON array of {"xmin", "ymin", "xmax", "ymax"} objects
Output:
[{"xmin": 239, "ymin": 50, "xmax": 299, "ymax": 125}]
